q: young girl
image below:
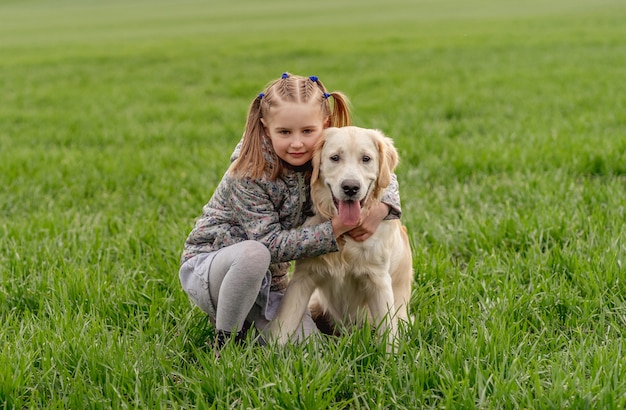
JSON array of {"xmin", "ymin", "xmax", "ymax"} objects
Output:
[{"xmin": 179, "ymin": 72, "xmax": 402, "ymax": 349}]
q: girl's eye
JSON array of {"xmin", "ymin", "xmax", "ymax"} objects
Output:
[
  {"xmin": 330, "ymin": 155, "xmax": 340, "ymax": 162},
  {"xmin": 362, "ymin": 155, "xmax": 371, "ymax": 163}
]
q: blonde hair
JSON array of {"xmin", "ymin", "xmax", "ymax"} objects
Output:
[{"xmin": 230, "ymin": 73, "xmax": 352, "ymax": 180}]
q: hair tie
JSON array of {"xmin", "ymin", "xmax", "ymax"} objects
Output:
[
  {"xmin": 281, "ymin": 73, "xmax": 289, "ymax": 79},
  {"xmin": 309, "ymin": 76, "xmax": 319, "ymax": 82},
  {"xmin": 258, "ymin": 92, "xmax": 265, "ymax": 99},
  {"xmin": 323, "ymin": 92, "xmax": 331, "ymax": 99}
]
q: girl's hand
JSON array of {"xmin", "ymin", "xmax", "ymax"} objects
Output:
[
  {"xmin": 346, "ymin": 202, "xmax": 390, "ymax": 242},
  {"xmin": 331, "ymin": 214, "xmax": 359, "ymax": 238}
]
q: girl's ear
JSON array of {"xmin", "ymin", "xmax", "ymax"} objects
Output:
[{"xmin": 323, "ymin": 116, "xmax": 330, "ymax": 128}]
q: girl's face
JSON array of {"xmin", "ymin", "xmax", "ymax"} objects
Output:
[{"xmin": 261, "ymin": 101, "xmax": 329, "ymax": 167}]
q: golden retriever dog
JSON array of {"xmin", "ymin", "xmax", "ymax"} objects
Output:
[{"xmin": 269, "ymin": 126, "xmax": 413, "ymax": 347}]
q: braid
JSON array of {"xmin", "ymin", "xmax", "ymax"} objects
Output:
[
  {"xmin": 303, "ymin": 76, "xmax": 318, "ymax": 103},
  {"xmin": 277, "ymin": 74, "xmax": 295, "ymax": 102}
]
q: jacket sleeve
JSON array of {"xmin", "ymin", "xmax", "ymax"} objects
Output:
[
  {"xmin": 382, "ymin": 173, "xmax": 402, "ymax": 220},
  {"xmin": 230, "ymin": 178, "xmax": 339, "ymax": 263}
]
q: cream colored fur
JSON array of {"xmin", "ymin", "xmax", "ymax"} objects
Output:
[{"xmin": 269, "ymin": 126, "xmax": 413, "ymax": 347}]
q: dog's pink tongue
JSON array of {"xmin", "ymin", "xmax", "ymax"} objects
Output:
[{"xmin": 338, "ymin": 200, "xmax": 361, "ymax": 226}]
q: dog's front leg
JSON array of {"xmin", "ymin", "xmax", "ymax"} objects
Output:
[
  {"xmin": 367, "ymin": 274, "xmax": 397, "ymax": 349},
  {"xmin": 268, "ymin": 268, "xmax": 317, "ymax": 345}
]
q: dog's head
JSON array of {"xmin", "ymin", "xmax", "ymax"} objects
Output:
[{"xmin": 311, "ymin": 126, "xmax": 399, "ymax": 224}]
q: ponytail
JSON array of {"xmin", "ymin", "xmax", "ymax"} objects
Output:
[
  {"xmin": 230, "ymin": 94, "xmax": 274, "ymax": 180},
  {"xmin": 312, "ymin": 76, "xmax": 351, "ymax": 127},
  {"xmin": 326, "ymin": 91, "xmax": 352, "ymax": 128}
]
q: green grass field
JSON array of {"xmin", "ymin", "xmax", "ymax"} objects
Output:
[{"xmin": 1, "ymin": 0, "xmax": 626, "ymax": 407}]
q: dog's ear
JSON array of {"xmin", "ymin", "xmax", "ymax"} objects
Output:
[
  {"xmin": 374, "ymin": 129, "xmax": 399, "ymax": 190},
  {"xmin": 311, "ymin": 130, "xmax": 329, "ymax": 186},
  {"xmin": 310, "ymin": 128, "xmax": 337, "ymax": 220}
]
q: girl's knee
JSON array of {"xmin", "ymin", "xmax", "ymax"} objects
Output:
[
  {"xmin": 240, "ymin": 240, "xmax": 271, "ymax": 265},
  {"xmin": 233, "ymin": 241, "xmax": 271, "ymax": 277}
]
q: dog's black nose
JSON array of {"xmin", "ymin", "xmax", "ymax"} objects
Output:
[{"xmin": 342, "ymin": 180, "xmax": 360, "ymax": 197}]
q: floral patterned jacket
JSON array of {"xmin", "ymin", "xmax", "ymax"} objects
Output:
[{"xmin": 181, "ymin": 141, "xmax": 402, "ymax": 292}]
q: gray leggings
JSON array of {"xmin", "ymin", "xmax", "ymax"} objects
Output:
[
  {"xmin": 209, "ymin": 240, "xmax": 269, "ymax": 332},
  {"xmin": 180, "ymin": 240, "xmax": 317, "ymax": 340}
]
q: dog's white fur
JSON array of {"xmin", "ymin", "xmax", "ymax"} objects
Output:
[{"xmin": 269, "ymin": 126, "xmax": 413, "ymax": 346}]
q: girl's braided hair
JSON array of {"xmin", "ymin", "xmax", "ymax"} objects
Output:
[{"xmin": 230, "ymin": 72, "xmax": 352, "ymax": 180}]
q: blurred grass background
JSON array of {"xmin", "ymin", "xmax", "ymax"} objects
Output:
[{"xmin": 1, "ymin": 0, "xmax": 626, "ymax": 407}]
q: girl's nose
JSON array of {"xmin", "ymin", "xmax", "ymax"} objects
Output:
[{"xmin": 290, "ymin": 138, "xmax": 303, "ymax": 148}]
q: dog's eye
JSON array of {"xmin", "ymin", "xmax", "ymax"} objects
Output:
[
  {"xmin": 330, "ymin": 155, "xmax": 340, "ymax": 162},
  {"xmin": 362, "ymin": 155, "xmax": 371, "ymax": 163}
]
